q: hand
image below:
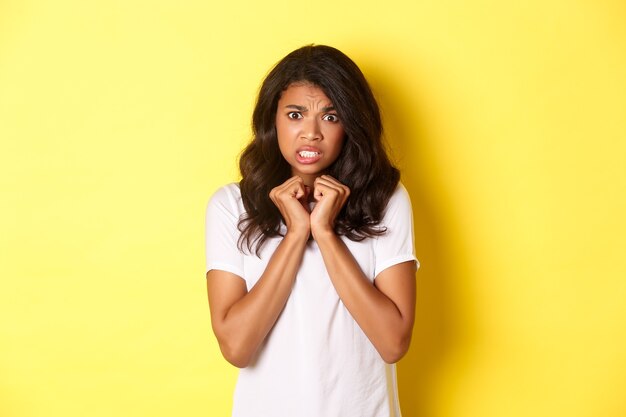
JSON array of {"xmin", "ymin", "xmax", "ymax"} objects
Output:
[
  {"xmin": 310, "ymin": 175, "xmax": 350, "ymax": 238},
  {"xmin": 269, "ymin": 176, "xmax": 311, "ymax": 239}
]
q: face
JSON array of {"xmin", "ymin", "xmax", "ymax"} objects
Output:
[{"xmin": 275, "ymin": 83, "xmax": 345, "ymax": 185}]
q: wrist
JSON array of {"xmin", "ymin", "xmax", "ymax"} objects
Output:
[
  {"xmin": 311, "ymin": 224, "xmax": 336, "ymax": 242},
  {"xmin": 285, "ymin": 225, "xmax": 311, "ymax": 242}
]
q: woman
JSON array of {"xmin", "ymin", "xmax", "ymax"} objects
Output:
[{"xmin": 205, "ymin": 44, "xmax": 419, "ymax": 417}]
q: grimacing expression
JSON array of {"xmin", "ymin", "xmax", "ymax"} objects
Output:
[{"xmin": 275, "ymin": 83, "xmax": 345, "ymax": 184}]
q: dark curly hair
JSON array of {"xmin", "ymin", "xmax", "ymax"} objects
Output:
[{"xmin": 238, "ymin": 44, "xmax": 400, "ymax": 254}]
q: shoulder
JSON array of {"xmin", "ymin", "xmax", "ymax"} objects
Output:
[
  {"xmin": 390, "ymin": 181, "xmax": 410, "ymax": 201},
  {"xmin": 377, "ymin": 181, "xmax": 414, "ymax": 229},
  {"xmin": 208, "ymin": 183, "xmax": 241, "ymax": 205},
  {"xmin": 206, "ymin": 183, "xmax": 243, "ymax": 218},
  {"xmin": 384, "ymin": 182, "xmax": 412, "ymax": 214}
]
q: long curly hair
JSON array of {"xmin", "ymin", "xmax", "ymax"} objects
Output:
[{"xmin": 238, "ymin": 44, "xmax": 400, "ymax": 254}]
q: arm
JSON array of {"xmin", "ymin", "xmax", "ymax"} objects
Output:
[
  {"xmin": 206, "ymin": 232, "xmax": 308, "ymax": 368},
  {"xmin": 312, "ymin": 232, "xmax": 416, "ymax": 363},
  {"xmin": 206, "ymin": 177, "xmax": 310, "ymax": 368},
  {"xmin": 311, "ymin": 176, "xmax": 417, "ymax": 363}
]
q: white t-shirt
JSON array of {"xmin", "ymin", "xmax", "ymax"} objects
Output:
[{"xmin": 205, "ymin": 182, "xmax": 418, "ymax": 417}]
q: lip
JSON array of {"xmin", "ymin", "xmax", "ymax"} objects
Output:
[{"xmin": 295, "ymin": 146, "xmax": 322, "ymax": 164}]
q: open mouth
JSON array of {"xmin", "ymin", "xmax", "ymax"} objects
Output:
[
  {"xmin": 298, "ymin": 150, "xmax": 320, "ymax": 158},
  {"xmin": 295, "ymin": 149, "xmax": 322, "ymax": 164}
]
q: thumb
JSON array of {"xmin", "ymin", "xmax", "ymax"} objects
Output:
[{"xmin": 299, "ymin": 185, "xmax": 311, "ymax": 201}]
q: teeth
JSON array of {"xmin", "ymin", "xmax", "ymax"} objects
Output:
[{"xmin": 299, "ymin": 151, "xmax": 319, "ymax": 158}]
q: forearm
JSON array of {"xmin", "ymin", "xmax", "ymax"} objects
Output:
[
  {"xmin": 211, "ymin": 232, "xmax": 308, "ymax": 367},
  {"xmin": 314, "ymin": 230, "xmax": 415, "ymax": 363}
]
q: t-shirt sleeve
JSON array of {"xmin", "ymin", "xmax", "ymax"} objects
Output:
[
  {"xmin": 373, "ymin": 183, "xmax": 420, "ymax": 278},
  {"xmin": 204, "ymin": 185, "xmax": 245, "ymax": 278}
]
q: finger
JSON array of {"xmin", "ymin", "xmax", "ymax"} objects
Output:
[
  {"xmin": 318, "ymin": 174, "xmax": 342, "ymax": 186},
  {"xmin": 289, "ymin": 180, "xmax": 307, "ymax": 200},
  {"xmin": 299, "ymin": 185, "xmax": 311, "ymax": 203},
  {"xmin": 276, "ymin": 176, "xmax": 305, "ymax": 198},
  {"xmin": 317, "ymin": 175, "xmax": 350, "ymax": 197},
  {"xmin": 313, "ymin": 185, "xmax": 340, "ymax": 204},
  {"xmin": 314, "ymin": 175, "xmax": 346, "ymax": 191},
  {"xmin": 270, "ymin": 177, "xmax": 301, "ymax": 206},
  {"xmin": 313, "ymin": 178, "xmax": 348, "ymax": 200},
  {"xmin": 277, "ymin": 176, "xmax": 301, "ymax": 192}
]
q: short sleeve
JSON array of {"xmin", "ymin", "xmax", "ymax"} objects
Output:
[
  {"xmin": 204, "ymin": 184, "xmax": 245, "ymax": 278},
  {"xmin": 373, "ymin": 183, "xmax": 420, "ymax": 278}
]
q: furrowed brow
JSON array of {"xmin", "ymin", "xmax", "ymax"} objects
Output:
[
  {"xmin": 321, "ymin": 106, "xmax": 336, "ymax": 112},
  {"xmin": 285, "ymin": 105, "xmax": 308, "ymax": 111}
]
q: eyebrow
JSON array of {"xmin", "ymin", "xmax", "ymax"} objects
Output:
[{"xmin": 284, "ymin": 104, "xmax": 336, "ymax": 112}]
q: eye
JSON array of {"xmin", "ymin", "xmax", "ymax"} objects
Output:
[
  {"xmin": 323, "ymin": 114, "xmax": 340, "ymax": 123},
  {"xmin": 287, "ymin": 112, "xmax": 303, "ymax": 120}
]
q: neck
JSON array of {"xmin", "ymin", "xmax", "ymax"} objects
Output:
[{"xmin": 301, "ymin": 174, "xmax": 316, "ymax": 188}]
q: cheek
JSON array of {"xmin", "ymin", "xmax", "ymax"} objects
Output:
[
  {"xmin": 276, "ymin": 133, "xmax": 301, "ymax": 166},
  {"xmin": 275, "ymin": 120, "xmax": 289, "ymax": 152},
  {"xmin": 276, "ymin": 118, "xmax": 297, "ymax": 141},
  {"xmin": 327, "ymin": 126, "xmax": 346, "ymax": 154}
]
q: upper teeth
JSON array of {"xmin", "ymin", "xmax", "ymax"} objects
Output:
[{"xmin": 299, "ymin": 151, "xmax": 319, "ymax": 158}]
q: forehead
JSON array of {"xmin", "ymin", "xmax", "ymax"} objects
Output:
[{"xmin": 278, "ymin": 83, "xmax": 332, "ymax": 104}]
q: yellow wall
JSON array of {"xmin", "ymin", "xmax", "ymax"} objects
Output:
[{"xmin": 1, "ymin": 1, "xmax": 625, "ymax": 416}]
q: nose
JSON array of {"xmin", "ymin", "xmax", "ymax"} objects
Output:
[{"xmin": 300, "ymin": 118, "xmax": 322, "ymax": 141}]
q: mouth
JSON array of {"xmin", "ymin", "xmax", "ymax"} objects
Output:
[
  {"xmin": 295, "ymin": 149, "xmax": 322, "ymax": 164},
  {"xmin": 298, "ymin": 150, "xmax": 320, "ymax": 158}
]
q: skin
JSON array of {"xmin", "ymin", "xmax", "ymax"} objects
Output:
[
  {"xmin": 206, "ymin": 83, "xmax": 417, "ymax": 367},
  {"xmin": 275, "ymin": 82, "xmax": 345, "ymax": 188}
]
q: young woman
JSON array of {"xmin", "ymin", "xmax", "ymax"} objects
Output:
[{"xmin": 205, "ymin": 45, "xmax": 419, "ymax": 417}]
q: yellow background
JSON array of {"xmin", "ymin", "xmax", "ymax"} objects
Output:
[{"xmin": 1, "ymin": 1, "xmax": 625, "ymax": 416}]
